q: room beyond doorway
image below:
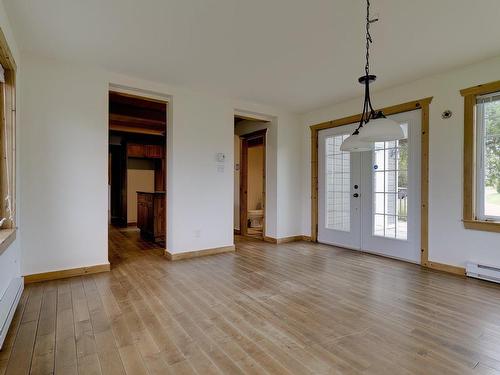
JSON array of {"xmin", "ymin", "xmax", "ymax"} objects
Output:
[
  {"xmin": 234, "ymin": 115, "xmax": 269, "ymax": 240},
  {"xmin": 108, "ymin": 90, "xmax": 167, "ymax": 261}
]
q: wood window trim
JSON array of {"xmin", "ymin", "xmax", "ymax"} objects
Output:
[
  {"xmin": 461, "ymin": 80, "xmax": 500, "ymax": 233},
  {"xmin": 310, "ymin": 97, "xmax": 433, "ymax": 267},
  {"xmin": 0, "ymin": 27, "xmax": 17, "ymax": 256}
]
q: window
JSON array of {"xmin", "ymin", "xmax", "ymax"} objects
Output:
[
  {"xmin": 0, "ymin": 30, "xmax": 17, "ymax": 254},
  {"xmin": 476, "ymin": 92, "xmax": 500, "ymax": 221},
  {"xmin": 461, "ymin": 80, "xmax": 500, "ymax": 232}
]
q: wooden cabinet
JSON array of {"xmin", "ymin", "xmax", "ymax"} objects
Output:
[
  {"xmin": 137, "ymin": 193, "xmax": 153, "ymax": 236},
  {"xmin": 127, "ymin": 143, "xmax": 163, "ymax": 158},
  {"xmin": 127, "ymin": 143, "xmax": 146, "ymax": 158},
  {"xmin": 146, "ymin": 145, "xmax": 163, "ymax": 158},
  {"xmin": 137, "ymin": 192, "xmax": 166, "ymax": 243}
]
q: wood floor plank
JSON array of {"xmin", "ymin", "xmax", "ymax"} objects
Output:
[
  {"xmin": 117, "ymin": 345, "xmax": 148, "ymax": 375},
  {"xmin": 172, "ymin": 250, "xmax": 352, "ymax": 374},
  {"xmin": 0, "ymin": 286, "xmax": 30, "ymax": 375},
  {"xmin": 89, "ymin": 275, "xmax": 127, "ymax": 375},
  {"xmin": 4, "ymin": 284, "xmax": 44, "ymax": 375},
  {"xmin": 3, "ymin": 228, "xmax": 500, "ymax": 374},
  {"xmin": 54, "ymin": 279, "xmax": 78, "ymax": 374}
]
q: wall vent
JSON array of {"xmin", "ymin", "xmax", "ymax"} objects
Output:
[{"xmin": 466, "ymin": 262, "xmax": 500, "ymax": 284}]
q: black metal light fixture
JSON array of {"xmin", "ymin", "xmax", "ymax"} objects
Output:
[{"xmin": 340, "ymin": 0, "xmax": 404, "ymax": 152}]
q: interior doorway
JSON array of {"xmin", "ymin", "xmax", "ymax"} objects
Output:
[
  {"xmin": 234, "ymin": 115, "xmax": 269, "ymax": 239},
  {"xmin": 108, "ymin": 90, "xmax": 167, "ymax": 262}
]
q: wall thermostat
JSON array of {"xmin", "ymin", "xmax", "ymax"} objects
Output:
[{"xmin": 442, "ymin": 110, "xmax": 453, "ymax": 119}]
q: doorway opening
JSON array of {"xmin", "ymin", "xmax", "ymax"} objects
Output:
[
  {"xmin": 234, "ymin": 115, "xmax": 269, "ymax": 240},
  {"xmin": 108, "ymin": 90, "xmax": 167, "ymax": 263}
]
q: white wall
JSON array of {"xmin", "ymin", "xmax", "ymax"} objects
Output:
[
  {"xmin": 20, "ymin": 57, "xmax": 109, "ymax": 275},
  {"xmin": 302, "ymin": 55, "xmax": 500, "ymax": 268},
  {"xmin": 276, "ymin": 112, "xmax": 303, "ymax": 238},
  {"xmin": 18, "ymin": 53, "xmax": 303, "ymax": 271}
]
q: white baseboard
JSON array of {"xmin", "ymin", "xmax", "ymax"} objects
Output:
[{"xmin": 0, "ymin": 276, "xmax": 23, "ymax": 349}]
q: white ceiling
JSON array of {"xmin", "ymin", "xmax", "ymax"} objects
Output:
[{"xmin": 4, "ymin": 0, "xmax": 500, "ymax": 112}]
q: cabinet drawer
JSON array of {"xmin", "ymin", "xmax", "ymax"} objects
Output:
[
  {"xmin": 127, "ymin": 143, "xmax": 146, "ymax": 158},
  {"xmin": 145, "ymin": 145, "xmax": 163, "ymax": 158},
  {"xmin": 137, "ymin": 193, "xmax": 153, "ymax": 204}
]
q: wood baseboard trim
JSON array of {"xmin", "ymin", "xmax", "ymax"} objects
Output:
[
  {"xmin": 233, "ymin": 229, "xmax": 241, "ymax": 235},
  {"xmin": 424, "ymin": 261, "xmax": 466, "ymax": 276},
  {"xmin": 24, "ymin": 263, "xmax": 111, "ymax": 284},
  {"xmin": 165, "ymin": 245, "xmax": 235, "ymax": 261},
  {"xmin": 263, "ymin": 235, "xmax": 310, "ymax": 244},
  {"xmin": 263, "ymin": 236, "xmax": 278, "ymax": 243}
]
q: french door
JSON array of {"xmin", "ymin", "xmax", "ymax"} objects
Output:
[
  {"xmin": 318, "ymin": 110, "xmax": 421, "ymax": 262},
  {"xmin": 318, "ymin": 124, "xmax": 361, "ymax": 250}
]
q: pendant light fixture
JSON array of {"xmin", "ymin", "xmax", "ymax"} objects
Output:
[{"xmin": 340, "ymin": 0, "xmax": 403, "ymax": 152}]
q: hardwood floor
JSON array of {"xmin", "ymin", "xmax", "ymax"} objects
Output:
[{"xmin": 2, "ymin": 230, "xmax": 500, "ymax": 374}]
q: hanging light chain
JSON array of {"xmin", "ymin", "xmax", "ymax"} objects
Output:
[
  {"xmin": 365, "ymin": 0, "xmax": 371, "ymax": 77},
  {"xmin": 341, "ymin": 0, "xmax": 404, "ymax": 149},
  {"xmin": 364, "ymin": 0, "xmax": 379, "ymax": 75},
  {"xmin": 357, "ymin": 0, "xmax": 379, "ymax": 132}
]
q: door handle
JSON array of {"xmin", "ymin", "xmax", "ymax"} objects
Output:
[{"xmin": 353, "ymin": 193, "xmax": 359, "ymax": 198}]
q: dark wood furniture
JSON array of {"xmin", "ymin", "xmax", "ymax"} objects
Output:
[
  {"xmin": 137, "ymin": 191, "xmax": 166, "ymax": 243},
  {"xmin": 127, "ymin": 143, "xmax": 164, "ymax": 159}
]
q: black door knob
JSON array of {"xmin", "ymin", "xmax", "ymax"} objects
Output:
[{"xmin": 353, "ymin": 193, "xmax": 359, "ymax": 198}]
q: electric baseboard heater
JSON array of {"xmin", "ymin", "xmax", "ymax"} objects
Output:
[{"xmin": 466, "ymin": 262, "xmax": 500, "ymax": 284}]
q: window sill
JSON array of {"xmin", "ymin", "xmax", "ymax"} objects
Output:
[
  {"xmin": 463, "ymin": 219, "xmax": 500, "ymax": 233},
  {"xmin": 0, "ymin": 228, "xmax": 16, "ymax": 256}
]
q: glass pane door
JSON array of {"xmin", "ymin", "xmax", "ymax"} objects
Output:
[
  {"xmin": 325, "ymin": 134, "xmax": 351, "ymax": 232},
  {"xmin": 318, "ymin": 124, "xmax": 361, "ymax": 250},
  {"xmin": 372, "ymin": 125, "xmax": 408, "ymax": 240},
  {"xmin": 361, "ymin": 110, "xmax": 421, "ymax": 263}
]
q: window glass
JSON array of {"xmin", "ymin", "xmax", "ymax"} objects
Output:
[
  {"xmin": 372, "ymin": 124, "xmax": 408, "ymax": 240},
  {"xmin": 476, "ymin": 93, "xmax": 500, "ymax": 220},
  {"xmin": 326, "ymin": 134, "xmax": 350, "ymax": 231}
]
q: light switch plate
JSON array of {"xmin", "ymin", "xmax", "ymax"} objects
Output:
[{"xmin": 216, "ymin": 153, "xmax": 226, "ymax": 162}]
